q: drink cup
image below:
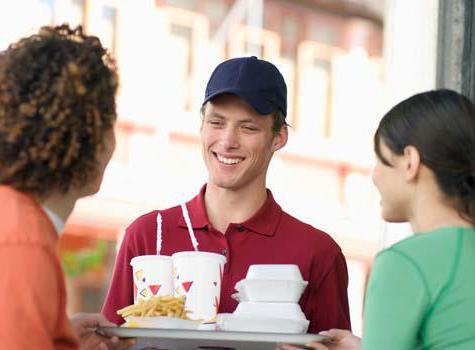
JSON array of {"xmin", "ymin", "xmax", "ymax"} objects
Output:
[
  {"xmin": 172, "ymin": 251, "xmax": 226, "ymax": 325},
  {"xmin": 130, "ymin": 255, "xmax": 173, "ymax": 303}
]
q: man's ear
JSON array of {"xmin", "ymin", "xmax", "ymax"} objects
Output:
[
  {"xmin": 403, "ymin": 145, "xmax": 421, "ymax": 181},
  {"xmin": 271, "ymin": 125, "xmax": 288, "ymax": 152}
]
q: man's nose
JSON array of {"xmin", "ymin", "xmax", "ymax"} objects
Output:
[{"xmin": 220, "ymin": 126, "xmax": 240, "ymax": 149}]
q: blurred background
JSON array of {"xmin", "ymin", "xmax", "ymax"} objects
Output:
[{"xmin": 0, "ymin": 0, "xmax": 440, "ymax": 336}]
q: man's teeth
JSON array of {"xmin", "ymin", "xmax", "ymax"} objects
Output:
[{"xmin": 216, "ymin": 154, "xmax": 243, "ymax": 165}]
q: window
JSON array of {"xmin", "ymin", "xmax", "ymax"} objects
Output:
[
  {"xmin": 296, "ymin": 41, "xmax": 342, "ymax": 142},
  {"xmin": 100, "ymin": 5, "xmax": 117, "ymax": 53},
  {"xmin": 331, "ymin": 48, "xmax": 383, "ymax": 151},
  {"xmin": 40, "ymin": 0, "xmax": 55, "ymax": 23},
  {"xmin": 228, "ymin": 25, "xmax": 280, "ymax": 59},
  {"xmin": 170, "ymin": 23, "xmax": 194, "ymax": 111},
  {"xmin": 54, "ymin": 0, "xmax": 85, "ymax": 27},
  {"xmin": 201, "ymin": 0, "xmax": 230, "ymax": 36},
  {"xmin": 87, "ymin": 1, "xmax": 118, "ymax": 54},
  {"xmin": 155, "ymin": 5, "xmax": 210, "ymax": 131}
]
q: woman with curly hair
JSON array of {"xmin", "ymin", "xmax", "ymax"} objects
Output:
[
  {"xmin": 0, "ymin": 25, "xmax": 133, "ymax": 350},
  {"xmin": 283, "ymin": 90, "xmax": 475, "ymax": 350}
]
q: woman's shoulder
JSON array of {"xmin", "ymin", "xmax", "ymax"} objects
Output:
[
  {"xmin": 388, "ymin": 227, "xmax": 471, "ymax": 257},
  {"xmin": 374, "ymin": 227, "xmax": 471, "ymax": 292}
]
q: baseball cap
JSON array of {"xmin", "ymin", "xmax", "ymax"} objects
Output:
[{"xmin": 203, "ymin": 56, "xmax": 287, "ymax": 116}]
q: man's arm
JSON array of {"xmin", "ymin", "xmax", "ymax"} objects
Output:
[
  {"xmin": 0, "ymin": 246, "xmax": 77, "ymax": 350},
  {"xmin": 303, "ymin": 250, "xmax": 351, "ymax": 333},
  {"xmin": 102, "ymin": 228, "xmax": 136, "ymax": 325}
]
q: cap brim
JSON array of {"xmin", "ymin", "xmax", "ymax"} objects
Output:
[{"xmin": 203, "ymin": 88, "xmax": 279, "ymax": 115}]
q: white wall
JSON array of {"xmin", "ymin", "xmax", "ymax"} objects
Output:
[{"xmin": 381, "ymin": 0, "xmax": 439, "ymax": 245}]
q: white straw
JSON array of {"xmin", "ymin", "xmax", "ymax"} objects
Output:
[
  {"xmin": 181, "ymin": 203, "xmax": 199, "ymax": 251},
  {"xmin": 156, "ymin": 211, "xmax": 162, "ymax": 255}
]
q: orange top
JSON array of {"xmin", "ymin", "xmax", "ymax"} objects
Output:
[{"xmin": 0, "ymin": 186, "xmax": 79, "ymax": 350}]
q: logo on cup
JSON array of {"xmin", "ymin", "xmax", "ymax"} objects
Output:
[
  {"xmin": 172, "ymin": 252, "xmax": 226, "ymax": 324},
  {"xmin": 130, "ymin": 255, "xmax": 174, "ymax": 303}
]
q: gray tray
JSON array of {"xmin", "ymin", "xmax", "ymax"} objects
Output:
[{"xmin": 97, "ymin": 327, "xmax": 330, "ymax": 350}]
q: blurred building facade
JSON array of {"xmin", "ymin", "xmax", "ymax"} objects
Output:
[{"xmin": 1, "ymin": 0, "xmax": 390, "ymax": 334}]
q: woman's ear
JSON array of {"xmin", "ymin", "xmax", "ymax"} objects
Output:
[{"xmin": 403, "ymin": 145, "xmax": 421, "ymax": 181}]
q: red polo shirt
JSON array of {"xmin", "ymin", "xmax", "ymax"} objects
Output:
[{"xmin": 102, "ymin": 185, "xmax": 351, "ymax": 333}]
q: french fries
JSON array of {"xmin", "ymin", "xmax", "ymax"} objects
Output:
[{"xmin": 117, "ymin": 296, "xmax": 190, "ymax": 319}]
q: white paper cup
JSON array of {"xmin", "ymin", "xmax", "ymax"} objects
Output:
[
  {"xmin": 130, "ymin": 255, "xmax": 173, "ymax": 303},
  {"xmin": 172, "ymin": 251, "xmax": 226, "ymax": 324}
]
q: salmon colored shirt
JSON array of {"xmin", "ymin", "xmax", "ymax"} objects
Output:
[{"xmin": 0, "ymin": 186, "xmax": 79, "ymax": 350}]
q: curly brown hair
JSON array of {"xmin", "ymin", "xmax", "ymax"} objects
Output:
[{"xmin": 0, "ymin": 24, "xmax": 118, "ymax": 199}]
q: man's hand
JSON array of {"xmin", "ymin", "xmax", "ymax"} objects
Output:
[
  {"xmin": 70, "ymin": 312, "xmax": 136, "ymax": 350},
  {"xmin": 279, "ymin": 329, "xmax": 361, "ymax": 350}
]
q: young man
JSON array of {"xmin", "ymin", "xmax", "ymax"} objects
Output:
[
  {"xmin": 102, "ymin": 56, "xmax": 351, "ymax": 333},
  {"xmin": 0, "ymin": 25, "xmax": 134, "ymax": 350}
]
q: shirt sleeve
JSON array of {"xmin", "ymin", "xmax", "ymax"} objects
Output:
[
  {"xmin": 304, "ymin": 250, "xmax": 351, "ymax": 333},
  {"xmin": 363, "ymin": 249, "xmax": 429, "ymax": 350},
  {"xmin": 0, "ymin": 246, "xmax": 61, "ymax": 350},
  {"xmin": 102, "ymin": 228, "xmax": 136, "ymax": 325}
]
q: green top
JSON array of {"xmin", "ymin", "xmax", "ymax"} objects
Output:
[{"xmin": 363, "ymin": 227, "xmax": 475, "ymax": 350}]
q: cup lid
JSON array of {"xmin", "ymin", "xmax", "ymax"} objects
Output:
[
  {"xmin": 172, "ymin": 251, "xmax": 226, "ymax": 263},
  {"xmin": 130, "ymin": 254, "xmax": 172, "ymax": 266}
]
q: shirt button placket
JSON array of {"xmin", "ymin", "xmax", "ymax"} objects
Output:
[{"xmin": 221, "ymin": 235, "xmax": 231, "ymax": 273}]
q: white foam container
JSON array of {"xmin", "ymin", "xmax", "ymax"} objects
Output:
[
  {"xmin": 246, "ymin": 264, "xmax": 304, "ymax": 281},
  {"xmin": 217, "ymin": 314, "xmax": 309, "ymax": 334},
  {"xmin": 234, "ymin": 301, "xmax": 306, "ymax": 320},
  {"xmin": 235, "ymin": 279, "xmax": 308, "ymax": 303}
]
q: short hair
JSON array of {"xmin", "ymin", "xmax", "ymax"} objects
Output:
[
  {"xmin": 0, "ymin": 24, "xmax": 118, "ymax": 198},
  {"xmin": 271, "ymin": 109, "xmax": 287, "ymax": 133}
]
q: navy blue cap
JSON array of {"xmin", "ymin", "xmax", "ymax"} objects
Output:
[{"xmin": 203, "ymin": 56, "xmax": 287, "ymax": 116}]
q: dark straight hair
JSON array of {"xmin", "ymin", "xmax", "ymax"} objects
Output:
[{"xmin": 374, "ymin": 89, "xmax": 475, "ymax": 224}]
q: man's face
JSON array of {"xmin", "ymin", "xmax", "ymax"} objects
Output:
[{"xmin": 201, "ymin": 94, "xmax": 287, "ymax": 191}]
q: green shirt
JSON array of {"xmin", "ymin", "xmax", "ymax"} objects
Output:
[{"xmin": 363, "ymin": 227, "xmax": 475, "ymax": 350}]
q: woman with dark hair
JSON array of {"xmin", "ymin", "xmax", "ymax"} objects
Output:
[
  {"xmin": 283, "ymin": 89, "xmax": 475, "ymax": 350},
  {"xmin": 0, "ymin": 25, "xmax": 134, "ymax": 350}
]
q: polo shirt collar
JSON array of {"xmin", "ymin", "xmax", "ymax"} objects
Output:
[
  {"xmin": 178, "ymin": 184, "xmax": 282, "ymax": 236},
  {"xmin": 178, "ymin": 184, "xmax": 210, "ymax": 230}
]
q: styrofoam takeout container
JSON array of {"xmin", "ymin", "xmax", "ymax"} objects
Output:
[
  {"xmin": 217, "ymin": 313, "xmax": 309, "ymax": 334},
  {"xmin": 246, "ymin": 264, "xmax": 304, "ymax": 281},
  {"xmin": 234, "ymin": 301, "xmax": 306, "ymax": 320},
  {"xmin": 235, "ymin": 279, "xmax": 308, "ymax": 303}
]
